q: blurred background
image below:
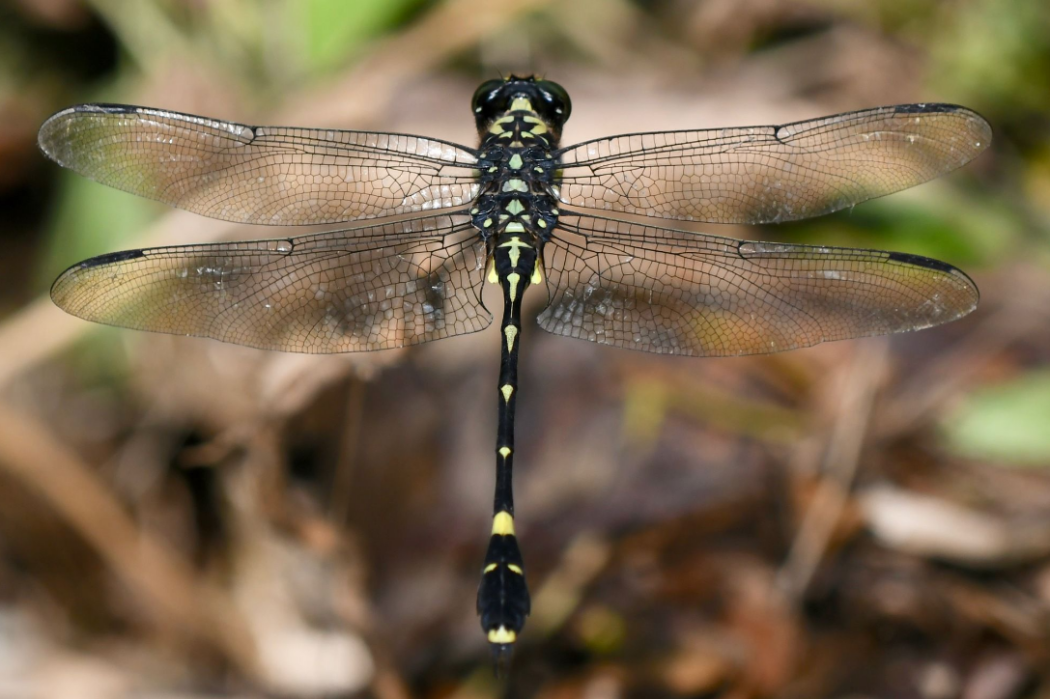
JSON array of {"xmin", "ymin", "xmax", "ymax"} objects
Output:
[{"xmin": 1, "ymin": 0, "xmax": 1049, "ymax": 696}]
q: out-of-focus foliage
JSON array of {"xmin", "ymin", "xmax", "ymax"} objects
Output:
[
  {"xmin": 41, "ymin": 174, "xmax": 160, "ymax": 286},
  {"xmin": 297, "ymin": 0, "xmax": 425, "ymax": 73},
  {"xmin": 928, "ymin": 0, "xmax": 1050, "ymax": 116},
  {"xmin": 944, "ymin": 370, "xmax": 1050, "ymax": 466}
]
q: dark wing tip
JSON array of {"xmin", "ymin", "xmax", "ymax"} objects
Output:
[
  {"xmin": 886, "ymin": 250, "xmax": 955, "ymax": 274},
  {"xmin": 64, "ymin": 103, "xmax": 144, "ymax": 115},
  {"xmin": 887, "ymin": 250, "xmax": 981, "ymax": 307},
  {"xmin": 892, "ymin": 102, "xmax": 993, "ymax": 150},
  {"xmin": 39, "ymin": 104, "xmax": 139, "ymax": 151},
  {"xmin": 40, "ymin": 102, "xmax": 138, "ymax": 123},
  {"xmin": 773, "ymin": 102, "xmax": 993, "ymax": 155},
  {"xmin": 78, "ymin": 248, "xmax": 148, "ymax": 267},
  {"xmin": 39, "ymin": 103, "xmax": 258, "ymax": 167},
  {"xmin": 51, "ymin": 249, "xmax": 147, "ymax": 305},
  {"xmin": 892, "ymin": 102, "xmax": 965, "ymax": 115}
]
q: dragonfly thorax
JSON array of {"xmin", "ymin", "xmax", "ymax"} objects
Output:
[{"xmin": 472, "ymin": 103, "xmax": 562, "ymax": 249}]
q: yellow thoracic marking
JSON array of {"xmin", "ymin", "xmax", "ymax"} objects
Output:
[
  {"xmin": 537, "ymin": 219, "xmax": 547, "ymax": 228},
  {"xmin": 487, "ymin": 258, "xmax": 498, "ymax": 284},
  {"xmin": 508, "ymin": 153, "xmax": 523, "ymax": 170},
  {"xmin": 483, "ymin": 218, "xmax": 492, "ymax": 228},
  {"xmin": 508, "ymin": 564, "xmax": 523, "ymax": 575},
  {"xmin": 492, "ymin": 510, "xmax": 515, "ymax": 535},
  {"xmin": 531, "ymin": 264, "xmax": 543, "ymax": 285},
  {"xmin": 506, "ymin": 272, "xmax": 521, "ymax": 301},
  {"xmin": 484, "ymin": 563, "xmax": 498, "ymax": 573},
  {"xmin": 488, "ymin": 115, "xmax": 514, "ymax": 134},
  {"xmin": 488, "ymin": 626, "xmax": 517, "ymax": 644},
  {"xmin": 499, "ymin": 446, "xmax": 511, "ymax": 458},
  {"xmin": 505, "ymin": 199, "xmax": 525, "ymax": 215},
  {"xmin": 502, "ymin": 179, "xmax": 528, "ymax": 193},
  {"xmin": 501, "ymin": 384, "xmax": 514, "ymax": 402},
  {"xmin": 504, "ymin": 324, "xmax": 518, "ymax": 351},
  {"xmin": 522, "ymin": 115, "xmax": 549, "ymax": 136},
  {"xmin": 510, "ymin": 97, "xmax": 533, "ymax": 112},
  {"xmin": 505, "ymin": 222, "xmax": 525, "ymax": 233}
]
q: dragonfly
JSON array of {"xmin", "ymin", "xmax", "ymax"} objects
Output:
[{"xmin": 39, "ymin": 76, "xmax": 989, "ymax": 664}]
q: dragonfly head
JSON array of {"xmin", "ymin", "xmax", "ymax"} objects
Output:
[{"xmin": 472, "ymin": 75, "xmax": 571, "ymax": 139}]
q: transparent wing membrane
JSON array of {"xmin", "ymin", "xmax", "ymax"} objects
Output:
[
  {"xmin": 38, "ymin": 104, "xmax": 481, "ymax": 225},
  {"xmin": 555, "ymin": 104, "xmax": 991, "ymax": 224},
  {"xmin": 51, "ymin": 214, "xmax": 491, "ymax": 352},
  {"xmin": 538, "ymin": 212, "xmax": 979, "ymax": 357}
]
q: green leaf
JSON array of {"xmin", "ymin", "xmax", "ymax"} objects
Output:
[
  {"xmin": 942, "ymin": 371, "xmax": 1050, "ymax": 466},
  {"xmin": 297, "ymin": 0, "xmax": 423, "ymax": 73}
]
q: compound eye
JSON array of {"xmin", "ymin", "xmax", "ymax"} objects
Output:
[
  {"xmin": 472, "ymin": 79, "xmax": 505, "ymax": 114},
  {"xmin": 538, "ymin": 80, "xmax": 571, "ymax": 119}
]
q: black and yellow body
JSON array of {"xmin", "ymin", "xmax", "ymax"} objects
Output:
[{"xmin": 470, "ymin": 76, "xmax": 570, "ymax": 662}]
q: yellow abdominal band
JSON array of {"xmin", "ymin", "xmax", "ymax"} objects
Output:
[{"xmin": 492, "ymin": 510, "xmax": 515, "ymax": 536}]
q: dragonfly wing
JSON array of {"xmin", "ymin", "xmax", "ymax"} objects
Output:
[
  {"xmin": 537, "ymin": 212, "xmax": 978, "ymax": 357},
  {"xmin": 555, "ymin": 104, "xmax": 990, "ymax": 224},
  {"xmin": 38, "ymin": 104, "xmax": 480, "ymax": 225},
  {"xmin": 52, "ymin": 213, "xmax": 491, "ymax": 353}
]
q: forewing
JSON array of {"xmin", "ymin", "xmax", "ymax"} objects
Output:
[
  {"xmin": 556, "ymin": 104, "xmax": 991, "ymax": 224},
  {"xmin": 51, "ymin": 213, "xmax": 491, "ymax": 353},
  {"xmin": 38, "ymin": 104, "xmax": 480, "ymax": 225},
  {"xmin": 538, "ymin": 213, "xmax": 978, "ymax": 356}
]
